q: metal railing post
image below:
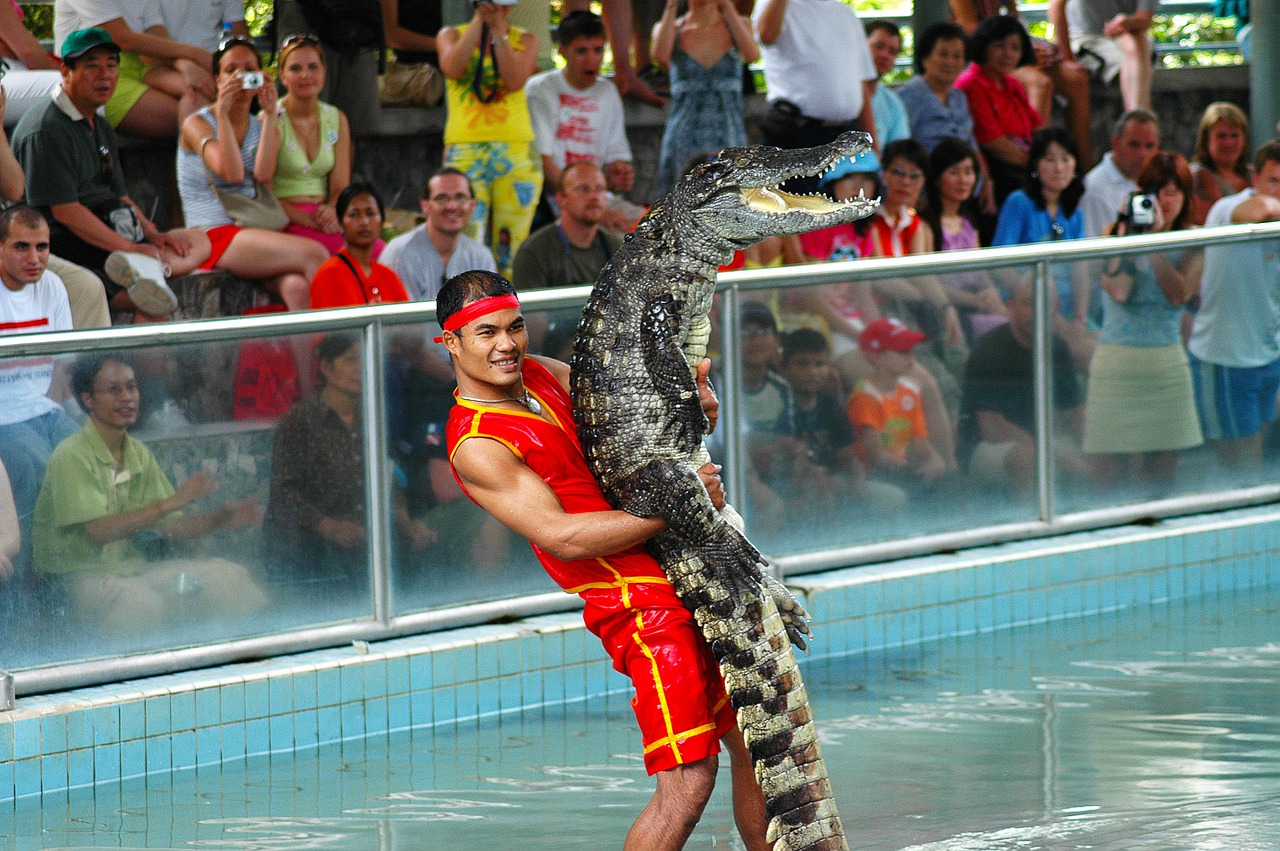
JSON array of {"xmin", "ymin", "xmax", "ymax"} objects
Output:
[
  {"xmin": 719, "ymin": 286, "xmax": 748, "ymax": 546},
  {"xmin": 362, "ymin": 321, "xmax": 393, "ymax": 625},
  {"xmin": 1034, "ymin": 258, "xmax": 1055, "ymax": 523}
]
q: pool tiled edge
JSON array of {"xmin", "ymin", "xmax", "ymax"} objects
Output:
[{"xmin": 5, "ymin": 505, "xmax": 1280, "ymax": 803}]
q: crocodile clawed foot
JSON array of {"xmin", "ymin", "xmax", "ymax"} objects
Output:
[{"xmin": 761, "ymin": 573, "xmax": 811, "ymax": 651}]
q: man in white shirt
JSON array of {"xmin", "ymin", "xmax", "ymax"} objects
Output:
[
  {"xmin": 525, "ymin": 11, "xmax": 634, "ymax": 198},
  {"xmin": 1080, "ymin": 108, "xmax": 1160, "ymax": 237},
  {"xmin": 0, "ymin": 205, "xmax": 78, "ymax": 576},
  {"xmin": 753, "ymin": 0, "xmax": 878, "ymax": 194},
  {"xmin": 1188, "ymin": 141, "xmax": 1280, "ymax": 469},
  {"xmin": 380, "ymin": 168, "xmax": 498, "ymax": 304}
]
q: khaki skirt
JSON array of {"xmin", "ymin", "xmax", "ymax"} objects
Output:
[{"xmin": 1083, "ymin": 343, "xmax": 1203, "ymax": 454}]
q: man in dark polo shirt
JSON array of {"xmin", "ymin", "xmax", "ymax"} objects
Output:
[
  {"xmin": 11, "ymin": 28, "xmax": 221, "ymax": 319},
  {"xmin": 510, "ymin": 161, "xmax": 622, "ymax": 354},
  {"xmin": 512, "ymin": 161, "xmax": 621, "ymax": 292}
]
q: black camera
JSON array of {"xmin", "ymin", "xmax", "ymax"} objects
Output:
[{"xmin": 1117, "ymin": 192, "xmax": 1156, "ymax": 233}]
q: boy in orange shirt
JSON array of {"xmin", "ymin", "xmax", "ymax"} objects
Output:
[{"xmin": 848, "ymin": 317, "xmax": 949, "ymax": 489}]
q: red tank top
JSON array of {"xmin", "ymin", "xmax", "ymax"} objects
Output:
[{"xmin": 446, "ymin": 359, "xmax": 676, "ymax": 609}]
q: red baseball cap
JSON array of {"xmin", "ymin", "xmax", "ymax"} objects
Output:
[{"xmin": 860, "ymin": 317, "xmax": 925, "ymax": 353}]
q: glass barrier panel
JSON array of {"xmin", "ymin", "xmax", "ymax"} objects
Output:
[
  {"xmin": 727, "ymin": 269, "xmax": 1043, "ymax": 560},
  {"xmin": 1054, "ymin": 233, "xmax": 1280, "ymax": 513},
  {"xmin": 383, "ymin": 316, "xmax": 550, "ymax": 619},
  {"xmin": 2, "ymin": 333, "xmax": 377, "ymax": 671}
]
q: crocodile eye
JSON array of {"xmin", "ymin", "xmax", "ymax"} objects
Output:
[{"xmin": 736, "ymin": 157, "xmax": 750, "ymax": 166}]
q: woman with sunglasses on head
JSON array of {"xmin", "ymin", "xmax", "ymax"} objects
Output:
[
  {"xmin": 176, "ymin": 36, "xmax": 328, "ymax": 311},
  {"xmin": 1084, "ymin": 151, "xmax": 1203, "ymax": 490},
  {"xmin": 310, "ymin": 182, "xmax": 409, "ymax": 309},
  {"xmin": 437, "ymin": 0, "xmax": 542, "ymax": 276},
  {"xmin": 265, "ymin": 33, "xmax": 354, "ymax": 255}
]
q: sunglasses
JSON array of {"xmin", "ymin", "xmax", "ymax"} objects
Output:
[
  {"xmin": 98, "ymin": 144, "xmax": 114, "ymax": 184},
  {"xmin": 217, "ymin": 34, "xmax": 257, "ymax": 53},
  {"xmin": 281, "ymin": 33, "xmax": 322, "ymax": 50}
]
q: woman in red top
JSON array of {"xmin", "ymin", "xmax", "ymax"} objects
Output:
[
  {"xmin": 309, "ymin": 183, "xmax": 410, "ymax": 309},
  {"xmin": 955, "ymin": 15, "xmax": 1043, "ymax": 205}
]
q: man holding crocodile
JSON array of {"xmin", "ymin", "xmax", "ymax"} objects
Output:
[
  {"xmin": 445, "ymin": 133, "xmax": 875, "ymax": 850},
  {"xmin": 440, "ymin": 269, "xmax": 770, "ymax": 850}
]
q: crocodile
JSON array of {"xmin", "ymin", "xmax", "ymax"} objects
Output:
[{"xmin": 569, "ymin": 132, "xmax": 878, "ymax": 851}]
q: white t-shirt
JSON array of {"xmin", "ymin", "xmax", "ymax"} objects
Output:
[
  {"xmin": 0, "ymin": 269, "xmax": 72, "ymax": 426},
  {"xmin": 753, "ymin": 0, "xmax": 876, "ymax": 122},
  {"xmin": 159, "ymin": 0, "xmax": 248, "ymax": 52},
  {"xmin": 1189, "ymin": 189, "xmax": 1280, "ymax": 368},
  {"xmin": 525, "ymin": 70, "xmax": 633, "ymax": 172},
  {"xmin": 1081, "ymin": 152, "xmax": 1137, "ymax": 238},
  {"xmin": 55, "ymin": 0, "xmax": 164, "ymax": 56}
]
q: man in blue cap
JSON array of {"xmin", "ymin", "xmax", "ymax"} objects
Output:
[{"xmin": 11, "ymin": 28, "xmax": 219, "ymax": 320}]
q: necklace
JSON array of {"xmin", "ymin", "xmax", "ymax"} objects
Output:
[{"xmin": 457, "ymin": 390, "xmax": 543, "ymax": 415}]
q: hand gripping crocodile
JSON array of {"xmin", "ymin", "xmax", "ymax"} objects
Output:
[{"xmin": 570, "ymin": 132, "xmax": 878, "ymax": 850}]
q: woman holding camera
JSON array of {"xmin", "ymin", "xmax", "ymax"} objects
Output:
[
  {"xmin": 1083, "ymin": 151, "xmax": 1203, "ymax": 490},
  {"xmin": 177, "ymin": 35, "xmax": 328, "ymax": 311},
  {"xmin": 437, "ymin": 0, "xmax": 541, "ymax": 276}
]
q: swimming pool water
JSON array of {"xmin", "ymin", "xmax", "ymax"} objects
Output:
[{"xmin": 10, "ymin": 582, "xmax": 1280, "ymax": 850}]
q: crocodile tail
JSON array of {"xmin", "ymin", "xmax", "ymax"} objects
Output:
[{"xmin": 655, "ymin": 538, "xmax": 849, "ymax": 851}]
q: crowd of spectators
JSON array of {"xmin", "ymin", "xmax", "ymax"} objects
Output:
[{"xmin": 0, "ymin": 0, "xmax": 1270, "ymax": 641}]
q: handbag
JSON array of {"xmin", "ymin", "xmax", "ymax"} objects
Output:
[
  {"xmin": 378, "ymin": 57, "xmax": 444, "ymax": 107},
  {"xmin": 213, "ymin": 179, "xmax": 290, "ymax": 232}
]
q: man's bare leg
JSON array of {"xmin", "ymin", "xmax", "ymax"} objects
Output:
[
  {"xmin": 724, "ymin": 726, "xmax": 770, "ymax": 851},
  {"xmin": 624, "ymin": 756, "xmax": 717, "ymax": 851},
  {"xmin": 1116, "ymin": 31, "xmax": 1152, "ymax": 111}
]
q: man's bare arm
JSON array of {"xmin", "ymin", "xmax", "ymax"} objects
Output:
[{"xmin": 453, "ymin": 436, "xmax": 665, "ymax": 562}]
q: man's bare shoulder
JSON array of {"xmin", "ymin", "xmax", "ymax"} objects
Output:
[
  {"xmin": 452, "ymin": 431, "xmax": 526, "ymax": 484},
  {"xmin": 529, "ymin": 354, "xmax": 571, "ymax": 391}
]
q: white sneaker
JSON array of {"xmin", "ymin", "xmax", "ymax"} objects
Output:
[{"xmin": 105, "ymin": 251, "xmax": 178, "ymax": 316}]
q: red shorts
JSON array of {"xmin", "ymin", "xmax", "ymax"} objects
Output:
[
  {"xmin": 200, "ymin": 224, "xmax": 241, "ymax": 271},
  {"xmin": 592, "ymin": 595, "xmax": 734, "ymax": 775}
]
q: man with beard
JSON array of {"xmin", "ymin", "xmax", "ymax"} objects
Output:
[{"xmin": 512, "ymin": 161, "xmax": 621, "ymax": 291}]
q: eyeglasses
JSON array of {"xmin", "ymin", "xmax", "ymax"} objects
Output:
[
  {"xmin": 428, "ymin": 193, "xmax": 473, "ymax": 205},
  {"xmin": 91, "ymin": 381, "xmax": 138, "ymax": 397},
  {"xmin": 1049, "ymin": 221, "xmax": 1065, "ymax": 240},
  {"xmin": 887, "ymin": 168, "xmax": 925, "ymax": 181}
]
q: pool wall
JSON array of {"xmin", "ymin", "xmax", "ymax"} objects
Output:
[{"xmin": 4, "ymin": 505, "xmax": 1279, "ymax": 804}]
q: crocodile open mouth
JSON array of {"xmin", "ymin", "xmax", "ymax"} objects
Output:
[{"xmin": 741, "ymin": 185, "xmax": 874, "ymax": 216}]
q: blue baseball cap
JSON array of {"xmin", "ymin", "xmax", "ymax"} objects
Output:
[{"xmin": 820, "ymin": 150, "xmax": 881, "ymax": 186}]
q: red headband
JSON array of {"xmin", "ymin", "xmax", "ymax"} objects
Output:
[{"xmin": 435, "ymin": 294, "xmax": 521, "ymax": 342}]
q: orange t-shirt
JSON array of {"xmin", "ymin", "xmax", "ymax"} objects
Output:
[
  {"xmin": 309, "ymin": 250, "xmax": 410, "ymax": 309},
  {"xmin": 847, "ymin": 376, "xmax": 928, "ymax": 463}
]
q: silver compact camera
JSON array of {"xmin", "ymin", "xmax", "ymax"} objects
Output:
[
  {"xmin": 1127, "ymin": 193, "xmax": 1156, "ymax": 231},
  {"xmin": 1116, "ymin": 191, "xmax": 1156, "ymax": 234},
  {"xmin": 240, "ymin": 71, "xmax": 264, "ymax": 90}
]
